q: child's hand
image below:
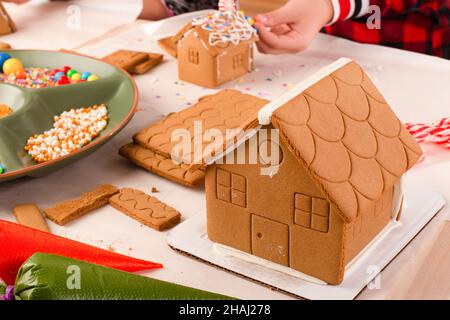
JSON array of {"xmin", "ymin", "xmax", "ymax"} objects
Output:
[
  {"xmin": 254, "ymin": 0, "xmax": 333, "ymax": 54},
  {"xmin": 139, "ymin": 0, "xmax": 170, "ymax": 20}
]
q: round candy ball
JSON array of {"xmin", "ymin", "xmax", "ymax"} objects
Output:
[
  {"xmin": 0, "ymin": 53, "xmax": 11, "ymax": 72},
  {"xmin": 0, "ymin": 164, "xmax": 5, "ymax": 174},
  {"xmin": 62, "ymin": 66, "xmax": 71, "ymax": 74},
  {"xmin": 66, "ymin": 69, "xmax": 78, "ymax": 78},
  {"xmin": 58, "ymin": 75, "xmax": 70, "ymax": 85},
  {"xmin": 87, "ymin": 74, "xmax": 99, "ymax": 82},
  {"xmin": 54, "ymin": 71, "xmax": 66, "ymax": 82},
  {"xmin": 71, "ymin": 73, "xmax": 81, "ymax": 82},
  {"xmin": 81, "ymin": 72, "xmax": 91, "ymax": 81},
  {"xmin": 3, "ymin": 58, "xmax": 24, "ymax": 75}
]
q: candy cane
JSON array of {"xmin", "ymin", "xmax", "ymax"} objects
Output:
[
  {"xmin": 218, "ymin": 0, "xmax": 237, "ymax": 12},
  {"xmin": 405, "ymin": 118, "xmax": 450, "ymax": 149}
]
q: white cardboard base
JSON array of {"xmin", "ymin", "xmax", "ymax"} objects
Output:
[{"xmin": 166, "ymin": 182, "xmax": 446, "ymax": 300}]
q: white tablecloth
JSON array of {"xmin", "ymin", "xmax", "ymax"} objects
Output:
[
  {"xmin": 1, "ymin": 0, "xmax": 141, "ymax": 49},
  {"xmin": 0, "ymin": 6, "xmax": 449, "ymax": 300}
]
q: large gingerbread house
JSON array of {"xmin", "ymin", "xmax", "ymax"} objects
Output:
[
  {"xmin": 202, "ymin": 59, "xmax": 423, "ymax": 284},
  {"xmin": 158, "ymin": 10, "xmax": 258, "ymax": 88},
  {"xmin": 0, "ymin": 3, "xmax": 16, "ymax": 36},
  {"xmin": 126, "ymin": 59, "xmax": 422, "ymax": 285}
]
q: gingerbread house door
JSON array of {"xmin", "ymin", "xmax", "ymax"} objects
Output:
[{"xmin": 251, "ymin": 214, "xmax": 289, "ymax": 266}]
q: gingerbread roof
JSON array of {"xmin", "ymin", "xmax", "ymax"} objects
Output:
[
  {"xmin": 268, "ymin": 60, "xmax": 422, "ymax": 223},
  {"xmin": 164, "ymin": 11, "xmax": 258, "ymax": 58},
  {"xmin": 133, "ymin": 89, "xmax": 268, "ymax": 163}
]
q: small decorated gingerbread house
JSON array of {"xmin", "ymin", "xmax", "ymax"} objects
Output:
[
  {"xmin": 0, "ymin": 3, "xmax": 16, "ymax": 36},
  {"xmin": 159, "ymin": 10, "xmax": 258, "ymax": 88},
  {"xmin": 201, "ymin": 59, "xmax": 423, "ymax": 284}
]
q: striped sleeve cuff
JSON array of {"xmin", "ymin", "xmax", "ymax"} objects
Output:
[{"xmin": 326, "ymin": 0, "xmax": 371, "ymax": 26}]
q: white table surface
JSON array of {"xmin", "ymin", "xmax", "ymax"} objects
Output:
[
  {"xmin": 0, "ymin": 4, "xmax": 450, "ymax": 300},
  {"xmin": 1, "ymin": 0, "xmax": 141, "ymax": 50}
]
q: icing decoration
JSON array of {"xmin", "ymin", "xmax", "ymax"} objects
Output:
[
  {"xmin": 0, "ymin": 220, "xmax": 162, "ymax": 285},
  {"xmin": 192, "ymin": 11, "xmax": 257, "ymax": 47},
  {"xmin": 405, "ymin": 118, "xmax": 450, "ymax": 150},
  {"xmin": 218, "ymin": 0, "xmax": 237, "ymax": 12}
]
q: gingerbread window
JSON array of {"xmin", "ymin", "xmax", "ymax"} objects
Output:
[
  {"xmin": 188, "ymin": 48, "xmax": 199, "ymax": 64},
  {"xmin": 232, "ymin": 54, "xmax": 244, "ymax": 69},
  {"xmin": 294, "ymin": 193, "xmax": 330, "ymax": 233},
  {"xmin": 216, "ymin": 168, "xmax": 247, "ymax": 208}
]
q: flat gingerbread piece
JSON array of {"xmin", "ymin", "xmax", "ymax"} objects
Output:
[
  {"xmin": 109, "ymin": 188, "xmax": 181, "ymax": 231},
  {"xmin": 119, "ymin": 143, "xmax": 205, "ymax": 187},
  {"xmin": 0, "ymin": 42, "xmax": 11, "ymax": 50},
  {"xmin": 44, "ymin": 184, "xmax": 119, "ymax": 225},
  {"xmin": 102, "ymin": 50, "xmax": 149, "ymax": 71},
  {"xmin": 157, "ymin": 37, "xmax": 178, "ymax": 58},
  {"xmin": 13, "ymin": 204, "xmax": 50, "ymax": 233},
  {"xmin": 129, "ymin": 53, "xmax": 163, "ymax": 75}
]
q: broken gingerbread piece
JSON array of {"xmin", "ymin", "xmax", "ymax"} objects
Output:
[
  {"xmin": 0, "ymin": 42, "xmax": 11, "ymax": 50},
  {"xmin": 119, "ymin": 143, "xmax": 205, "ymax": 187},
  {"xmin": 44, "ymin": 184, "xmax": 119, "ymax": 225},
  {"xmin": 109, "ymin": 188, "xmax": 181, "ymax": 231},
  {"xmin": 13, "ymin": 204, "xmax": 50, "ymax": 233},
  {"xmin": 102, "ymin": 50, "xmax": 149, "ymax": 72},
  {"xmin": 0, "ymin": 3, "xmax": 16, "ymax": 36},
  {"xmin": 129, "ymin": 53, "xmax": 163, "ymax": 75},
  {"xmin": 157, "ymin": 37, "xmax": 178, "ymax": 58}
]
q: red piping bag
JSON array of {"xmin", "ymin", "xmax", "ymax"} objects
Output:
[{"xmin": 0, "ymin": 220, "xmax": 162, "ymax": 284}]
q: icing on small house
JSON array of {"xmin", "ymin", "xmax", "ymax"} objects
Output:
[{"xmin": 165, "ymin": 11, "xmax": 258, "ymax": 88}]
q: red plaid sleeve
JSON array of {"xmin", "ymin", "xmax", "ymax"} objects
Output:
[{"xmin": 324, "ymin": 0, "xmax": 450, "ymax": 58}]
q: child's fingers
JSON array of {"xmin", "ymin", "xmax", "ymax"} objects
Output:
[
  {"xmin": 256, "ymin": 41, "xmax": 290, "ymax": 55},
  {"xmin": 256, "ymin": 23, "xmax": 307, "ymax": 53},
  {"xmin": 254, "ymin": 3, "xmax": 298, "ymax": 27},
  {"xmin": 271, "ymin": 24, "xmax": 291, "ymax": 36}
]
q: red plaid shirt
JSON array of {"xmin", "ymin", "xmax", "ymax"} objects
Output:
[{"xmin": 324, "ymin": 0, "xmax": 450, "ymax": 58}]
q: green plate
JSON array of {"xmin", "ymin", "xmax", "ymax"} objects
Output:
[{"xmin": 0, "ymin": 50, "xmax": 138, "ymax": 183}]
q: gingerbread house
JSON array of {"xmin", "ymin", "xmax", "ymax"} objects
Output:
[
  {"xmin": 158, "ymin": 10, "xmax": 258, "ymax": 88},
  {"xmin": 202, "ymin": 59, "xmax": 423, "ymax": 284},
  {"xmin": 0, "ymin": 3, "xmax": 16, "ymax": 36},
  {"xmin": 127, "ymin": 59, "xmax": 422, "ymax": 285}
]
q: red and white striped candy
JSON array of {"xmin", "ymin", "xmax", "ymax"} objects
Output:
[
  {"xmin": 218, "ymin": 0, "xmax": 237, "ymax": 12},
  {"xmin": 405, "ymin": 118, "xmax": 450, "ymax": 149}
]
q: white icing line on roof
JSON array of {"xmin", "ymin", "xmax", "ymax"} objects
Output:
[{"xmin": 257, "ymin": 57, "xmax": 352, "ymax": 125}]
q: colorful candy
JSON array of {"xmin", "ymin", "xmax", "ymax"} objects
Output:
[
  {"xmin": 66, "ymin": 69, "xmax": 77, "ymax": 77},
  {"xmin": 53, "ymin": 71, "xmax": 65, "ymax": 82},
  {"xmin": 0, "ymin": 56, "xmax": 101, "ymax": 88},
  {"xmin": 0, "ymin": 53, "xmax": 11, "ymax": 71},
  {"xmin": 3, "ymin": 58, "xmax": 24, "ymax": 75},
  {"xmin": 0, "ymin": 164, "xmax": 5, "ymax": 174},
  {"xmin": 70, "ymin": 73, "xmax": 81, "ymax": 82},
  {"xmin": 87, "ymin": 74, "xmax": 99, "ymax": 82},
  {"xmin": 25, "ymin": 104, "xmax": 108, "ymax": 163},
  {"xmin": 81, "ymin": 72, "xmax": 91, "ymax": 80},
  {"xmin": 192, "ymin": 10, "xmax": 257, "ymax": 46}
]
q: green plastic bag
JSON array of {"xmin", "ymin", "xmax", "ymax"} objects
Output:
[
  {"xmin": 14, "ymin": 253, "xmax": 233, "ymax": 300},
  {"xmin": 0, "ymin": 278, "xmax": 6, "ymax": 296}
]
